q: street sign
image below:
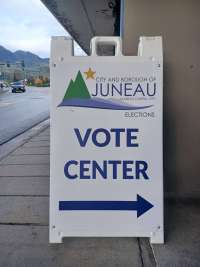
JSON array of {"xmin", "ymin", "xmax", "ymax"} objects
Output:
[{"xmin": 50, "ymin": 36, "xmax": 164, "ymax": 243}]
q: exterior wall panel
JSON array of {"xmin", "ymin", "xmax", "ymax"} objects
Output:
[{"xmin": 123, "ymin": 0, "xmax": 200, "ymax": 198}]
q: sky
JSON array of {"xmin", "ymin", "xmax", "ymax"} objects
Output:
[{"xmin": 0, "ymin": 0, "xmax": 85, "ymax": 58}]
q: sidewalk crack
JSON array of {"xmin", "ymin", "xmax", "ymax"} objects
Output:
[
  {"xmin": 137, "ymin": 238, "xmax": 157, "ymax": 267},
  {"xmin": 137, "ymin": 238, "xmax": 144, "ymax": 267}
]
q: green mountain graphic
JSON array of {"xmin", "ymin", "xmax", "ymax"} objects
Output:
[{"xmin": 64, "ymin": 71, "xmax": 91, "ymax": 100}]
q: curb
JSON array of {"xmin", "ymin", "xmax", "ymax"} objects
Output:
[{"xmin": 0, "ymin": 119, "xmax": 50, "ymax": 161}]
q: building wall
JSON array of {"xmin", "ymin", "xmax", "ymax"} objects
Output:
[{"xmin": 123, "ymin": 0, "xmax": 200, "ymax": 198}]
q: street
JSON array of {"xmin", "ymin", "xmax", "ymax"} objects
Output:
[{"xmin": 0, "ymin": 86, "xmax": 50, "ymax": 144}]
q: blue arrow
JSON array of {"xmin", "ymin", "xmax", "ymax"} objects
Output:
[{"xmin": 59, "ymin": 194, "xmax": 153, "ymax": 218}]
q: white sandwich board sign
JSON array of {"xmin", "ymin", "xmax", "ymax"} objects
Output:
[{"xmin": 50, "ymin": 36, "xmax": 163, "ymax": 243}]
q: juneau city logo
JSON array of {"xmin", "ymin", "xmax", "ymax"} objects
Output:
[{"xmin": 58, "ymin": 69, "xmax": 154, "ymax": 110}]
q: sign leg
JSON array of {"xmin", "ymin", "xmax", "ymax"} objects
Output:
[
  {"xmin": 50, "ymin": 227, "xmax": 63, "ymax": 243},
  {"xmin": 150, "ymin": 229, "xmax": 164, "ymax": 244}
]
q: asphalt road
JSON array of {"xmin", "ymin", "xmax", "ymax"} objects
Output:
[{"xmin": 0, "ymin": 86, "xmax": 50, "ymax": 144}]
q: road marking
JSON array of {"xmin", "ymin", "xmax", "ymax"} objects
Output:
[{"xmin": 0, "ymin": 102, "xmax": 14, "ymax": 107}]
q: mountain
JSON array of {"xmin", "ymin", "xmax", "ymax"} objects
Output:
[
  {"xmin": 0, "ymin": 46, "xmax": 13, "ymax": 62},
  {"xmin": 14, "ymin": 50, "xmax": 49, "ymax": 65},
  {"xmin": 0, "ymin": 45, "xmax": 49, "ymax": 66},
  {"xmin": 63, "ymin": 71, "xmax": 91, "ymax": 100}
]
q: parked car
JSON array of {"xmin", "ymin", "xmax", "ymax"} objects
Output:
[{"xmin": 11, "ymin": 80, "xmax": 26, "ymax": 93}]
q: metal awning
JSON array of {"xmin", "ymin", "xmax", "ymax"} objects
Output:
[{"xmin": 41, "ymin": 0, "xmax": 120, "ymax": 54}]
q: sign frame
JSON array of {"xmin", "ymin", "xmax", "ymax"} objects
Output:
[{"xmin": 50, "ymin": 36, "xmax": 164, "ymax": 244}]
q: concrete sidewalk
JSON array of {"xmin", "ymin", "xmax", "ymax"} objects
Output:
[{"xmin": 0, "ymin": 126, "xmax": 199, "ymax": 267}]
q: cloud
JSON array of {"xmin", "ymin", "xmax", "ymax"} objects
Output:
[{"xmin": 0, "ymin": 0, "xmax": 85, "ymax": 57}]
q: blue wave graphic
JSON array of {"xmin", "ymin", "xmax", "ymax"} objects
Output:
[{"xmin": 58, "ymin": 97, "xmax": 153, "ymax": 110}]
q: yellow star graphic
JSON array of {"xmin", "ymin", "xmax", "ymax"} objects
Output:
[{"xmin": 84, "ymin": 68, "xmax": 96, "ymax": 79}]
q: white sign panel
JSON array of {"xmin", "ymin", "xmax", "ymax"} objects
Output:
[{"xmin": 50, "ymin": 36, "xmax": 163, "ymax": 243}]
